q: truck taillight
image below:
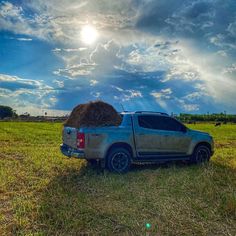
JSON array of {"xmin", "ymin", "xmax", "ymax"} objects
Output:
[{"xmin": 77, "ymin": 132, "xmax": 85, "ymax": 149}]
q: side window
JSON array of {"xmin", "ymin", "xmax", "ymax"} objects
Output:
[
  {"xmin": 138, "ymin": 115, "xmax": 162, "ymax": 129},
  {"xmin": 138, "ymin": 115, "xmax": 154, "ymax": 129},
  {"xmin": 138, "ymin": 115, "xmax": 185, "ymax": 132},
  {"xmin": 162, "ymin": 117, "xmax": 184, "ymax": 132}
]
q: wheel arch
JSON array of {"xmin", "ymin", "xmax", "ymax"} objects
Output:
[
  {"xmin": 105, "ymin": 142, "xmax": 133, "ymax": 159},
  {"xmin": 194, "ymin": 141, "xmax": 211, "ymax": 153}
]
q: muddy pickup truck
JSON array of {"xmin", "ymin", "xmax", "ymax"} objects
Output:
[{"xmin": 60, "ymin": 111, "xmax": 214, "ymax": 173}]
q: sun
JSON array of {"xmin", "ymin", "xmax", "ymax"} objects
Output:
[{"xmin": 80, "ymin": 25, "xmax": 98, "ymax": 45}]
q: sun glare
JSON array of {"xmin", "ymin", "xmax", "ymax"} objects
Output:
[{"xmin": 81, "ymin": 25, "xmax": 98, "ymax": 45}]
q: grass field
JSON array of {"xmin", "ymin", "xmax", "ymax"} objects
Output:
[{"xmin": 0, "ymin": 122, "xmax": 235, "ymax": 235}]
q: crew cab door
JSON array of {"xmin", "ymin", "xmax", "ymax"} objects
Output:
[{"xmin": 133, "ymin": 114, "xmax": 191, "ymax": 157}]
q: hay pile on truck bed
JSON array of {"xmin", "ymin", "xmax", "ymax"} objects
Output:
[{"xmin": 64, "ymin": 101, "xmax": 122, "ymax": 128}]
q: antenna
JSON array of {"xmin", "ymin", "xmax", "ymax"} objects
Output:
[{"xmin": 120, "ymin": 103, "xmax": 125, "ymax": 112}]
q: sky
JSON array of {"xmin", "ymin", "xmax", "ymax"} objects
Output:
[{"xmin": 0, "ymin": 0, "xmax": 236, "ymax": 115}]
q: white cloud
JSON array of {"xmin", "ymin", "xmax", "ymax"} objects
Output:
[
  {"xmin": 52, "ymin": 48, "xmax": 87, "ymax": 53},
  {"xmin": 164, "ymin": 57, "xmax": 200, "ymax": 82},
  {"xmin": 52, "ymin": 48, "xmax": 62, "ymax": 52},
  {"xmin": 0, "ymin": 1, "xmax": 23, "ymax": 18},
  {"xmin": 227, "ymin": 22, "xmax": 236, "ymax": 37},
  {"xmin": 121, "ymin": 89, "xmax": 143, "ymax": 102},
  {"xmin": 216, "ymin": 50, "xmax": 227, "ymax": 57},
  {"xmin": 177, "ymin": 42, "xmax": 236, "ymax": 109},
  {"xmin": 90, "ymin": 80, "xmax": 98, "ymax": 86},
  {"xmin": 0, "ymin": 0, "xmax": 138, "ymax": 44},
  {"xmin": 53, "ymin": 63, "xmax": 96, "ymax": 78},
  {"xmin": 0, "ymin": 73, "xmax": 56, "ymax": 112},
  {"xmin": 126, "ymin": 40, "xmax": 177, "ymax": 72},
  {"xmin": 0, "ymin": 1, "xmax": 41, "ymax": 39},
  {"xmin": 150, "ymin": 88, "xmax": 173, "ymax": 110},
  {"xmin": 63, "ymin": 48, "xmax": 87, "ymax": 52},
  {"xmin": 150, "ymin": 88, "xmax": 200, "ymax": 112},
  {"xmin": 0, "ymin": 74, "xmax": 43, "ymax": 89},
  {"xmin": 223, "ymin": 64, "xmax": 236, "ymax": 74},
  {"xmin": 53, "ymin": 40, "xmax": 123, "ymax": 79},
  {"xmin": 183, "ymin": 92, "xmax": 202, "ymax": 101},
  {"xmin": 110, "ymin": 85, "xmax": 142, "ymax": 102},
  {"xmin": 178, "ymin": 99, "xmax": 199, "ymax": 112},
  {"xmin": 209, "ymin": 34, "xmax": 236, "ymax": 50},
  {"xmin": 53, "ymin": 79, "xmax": 64, "ymax": 88},
  {"xmin": 111, "ymin": 85, "xmax": 124, "ymax": 92},
  {"xmin": 90, "ymin": 40, "xmax": 121, "ymax": 68},
  {"xmin": 150, "ymin": 88, "xmax": 172, "ymax": 99},
  {"xmin": 128, "ymin": 90, "xmax": 143, "ymax": 98},
  {"xmin": 16, "ymin": 37, "xmax": 32, "ymax": 41},
  {"xmin": 9, "ymin": 37, "xmax": 33, "ymax": 41},
  {"xmin": 90, "ymin": 91, "xmax": 101, "ymax": 98}
]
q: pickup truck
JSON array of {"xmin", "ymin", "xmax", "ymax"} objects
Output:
[{"xmin": 60, "ymin": 111, "xmax": 214, "ymax": 173}]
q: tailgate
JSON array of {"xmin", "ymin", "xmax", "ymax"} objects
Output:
[{"xmin": 62, "ymin": 127, "xmax": 77, "ymax": 148}]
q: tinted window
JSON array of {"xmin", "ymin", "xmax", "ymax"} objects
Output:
[{"xmin": 138, "ymin": 115, "xmax": 185, "ymax": 132}]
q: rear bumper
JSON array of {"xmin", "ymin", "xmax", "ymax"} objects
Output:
[{"xmin": 60, "ymin": 144, "xmax": 85, "ymax": 158}]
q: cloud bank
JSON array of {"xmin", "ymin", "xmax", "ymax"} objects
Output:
[{"xmin": 0, "ymin": 0, "xmax": 236, "ymax": 114}]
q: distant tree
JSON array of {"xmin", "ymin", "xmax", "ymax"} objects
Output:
[
  {"xmin": 0, "ymin": 105, "xmax": 17, "ymax": 119},
  {"xmin": 20, "ymin": 112, "xmax": 30, "ymax": 117},
  {"xmin": 177, "ymin": 113, "xmax": 236, "ymax": 123}
]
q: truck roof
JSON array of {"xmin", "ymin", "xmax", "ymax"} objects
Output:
[{"xmin": 120, "ymin": 111, "xmax": 169, "ymax": 116}]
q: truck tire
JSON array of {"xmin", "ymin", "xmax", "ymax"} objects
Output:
[
  {"xmin": 106, "ymin": 147, "xmax": 131, "ymax": 173},
  {"xmin": 191, "ymin": 145, "xmax": 210, "ymax": 164}
]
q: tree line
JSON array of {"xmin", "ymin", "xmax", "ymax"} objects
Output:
[
  {"xmin": 0, "ymin": 105, "xmax": 17, "ymax": 119},
  {"xmin": 177, "ymin": 113, "xmax": 236, "ymax": 123}
]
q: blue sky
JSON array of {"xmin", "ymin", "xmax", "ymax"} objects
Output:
[{"xmin": 0, "ymin": 0, "xmax": 236, "ymax": 115}]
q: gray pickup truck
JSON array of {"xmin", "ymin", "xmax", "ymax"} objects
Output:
[{"xmin": 60, "ymin": 111, "xmax": 214, "ymax": 173}]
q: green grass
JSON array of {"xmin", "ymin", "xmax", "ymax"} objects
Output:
[{"xmin": 0, "ymin": 122, "xmax": 235, "ymax": 235}]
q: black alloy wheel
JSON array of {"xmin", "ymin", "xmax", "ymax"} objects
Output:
[
  {"xmin": 107, "ymin": 148, "xmax": 131, "ymax": 173},
  {"xmin": 192, "ymin": 145, "xmax": 210, "ymax": 164}
]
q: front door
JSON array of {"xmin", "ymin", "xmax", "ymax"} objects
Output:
[{"xmin": 134, "ymin": 114, "xmax": 191, "ymax": 157}]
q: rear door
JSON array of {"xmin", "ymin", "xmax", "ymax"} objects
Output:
[
  {"xmin": 134, "ymin": 115, "xmax": 191, "ymax": 157},
  {"xmin": 133, "ymin": 115, "xmax": 164, "ymax": 155}
]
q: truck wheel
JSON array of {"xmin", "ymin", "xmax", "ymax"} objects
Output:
[
  {"xmin": 191, "ymin": 145, "xmax": 210, "ymax": 164},
  {"xmin": 106, "ymin": 148, "xmax": 131, "ymax": 173}
]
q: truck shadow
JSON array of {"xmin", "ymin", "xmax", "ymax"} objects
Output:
[
  {"xmin": 78, "ymin": 160, "xmax": 213, "ymax": 173},
  {"xmin": 36, "ymin": 166, "xmax": 138, "ymax": 235},
  {"xmin": 130, "ymin": 160, "xmax": 190, "ymax": 172},
  {"xmin": 35, "ymin": 160, "xmax": 235, "ymax": 235}
]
